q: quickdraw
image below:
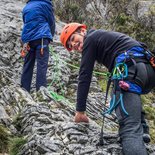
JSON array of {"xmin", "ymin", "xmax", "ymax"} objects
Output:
[
  {"xmin": 102, "ymin": 62, "xmax": 129, "ymax": 116},
  {"xmin": 20, "ymin": 43, "xmax": 30, "ymax": 58},
  {"xmin": 150, "ymin": 57, "xmax": 155, "ymax": 67},
  {"xmin": 112, "ymin": 63, "xmax": 128, "ymax": 80},
  {"xmin": 21, "ymin": 38, "xmax": 45, "ymax": 58}
]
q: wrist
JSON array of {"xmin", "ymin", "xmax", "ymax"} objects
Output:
[{"xmin": 76, "ymin": 111, "xmax": 85, "ymax": 114}]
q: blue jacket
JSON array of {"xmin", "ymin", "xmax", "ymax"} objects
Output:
[{"xmin": 21, "ymin": 0, "xmax": 55, "ymax": 43}]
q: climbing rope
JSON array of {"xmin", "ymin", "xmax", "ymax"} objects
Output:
[
  {"xmin": 48, "ymin": 45, "xmax": 110, "ymax": 102},
  {"xmin": 48, "ymin": 45, "xmax": 118, "ymax": 146},
  {"xmin": 47, "ymin": 45, "xmax": 116, "ymax": 122},
  {"xmin": 102, "ymin": 62, "xmax": 129, "ymax": 116},
  {"xmin": 48, "ymin": 46, "xmax": 66, "ymax": 96}
]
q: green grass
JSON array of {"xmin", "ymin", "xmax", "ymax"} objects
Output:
[
  {"xmin": 0, "ymin": 125, "xmax": 10, "ymax": 153},
  {"xmin": 9, "ymin": 137, "xmax": 27, "ymax": 155}
]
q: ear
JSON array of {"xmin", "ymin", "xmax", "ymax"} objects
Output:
[
  {"xmin": 80, "ymin": 28, "xmax": 86, "ymax": 32},
  {"xmin": 80, "ymin": 28, "xmax": 86, "ymax": 35}
]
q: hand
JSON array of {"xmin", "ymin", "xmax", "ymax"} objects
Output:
[{"xmin": 74, "ymin": 111, "xmax": 89, "ymax": 123}]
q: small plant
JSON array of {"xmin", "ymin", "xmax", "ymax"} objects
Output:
[
  {"xmin": 142, "ymin": 93, "xmax": 155, "ymax": 143},
  {"xmin": 56, "ymin": 3, "xmax": 83, "ymax": 23},
  {"xmin": 0, "ymin": 125, "xmax": 10, "ymax": 153},
  {"xmin": 12, "ymin": 113, "xmax": 23, "ymax": 132},
  {"xmin": 9, "ymin": 137, "xmax": 27, "ymax": 155}
]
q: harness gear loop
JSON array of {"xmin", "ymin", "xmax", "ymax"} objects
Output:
[{"xmin": 20, "ymin": 43, "xmax": 30, "ymax": 58}]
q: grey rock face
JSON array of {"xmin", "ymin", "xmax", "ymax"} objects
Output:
[{"xmin": 18, "ymin": 102, "xmax": 121, "ymax": 155}]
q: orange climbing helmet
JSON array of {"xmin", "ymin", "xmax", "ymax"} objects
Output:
[{"xmin": 60, "ymin": 23, "xmax": 87, "ymax": 51}]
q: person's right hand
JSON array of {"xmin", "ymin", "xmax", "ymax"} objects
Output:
[{"xmin": 74, "ymin": 111, "xmax": 89, "ymax": 123}]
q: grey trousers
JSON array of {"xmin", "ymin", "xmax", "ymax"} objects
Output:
[{"xmin": 115, "ymin": 62, "xmax": 155, "ymax": 155}]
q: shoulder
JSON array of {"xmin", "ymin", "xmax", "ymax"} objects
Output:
[
  {"xmin": 86, "ymin": 29, "xmax": 105, "ymax": 37},
  {"xmin": 84, "ymin": 29, "xmax": 98, "ymax": 42}
]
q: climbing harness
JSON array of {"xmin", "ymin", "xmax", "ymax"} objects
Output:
[
  {"xmin": 20, "ymin": 38, "xmax": 45, "ymax": 58},
  {"xmin": 102, "ymin": 46, "xmax": 155, "ymax": 116},
  {"xmin": 99, "ymin": 46, "xmax": 155, "ymax": 145}
]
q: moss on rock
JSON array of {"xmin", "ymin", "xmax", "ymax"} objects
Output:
[
  {"xmin": 9, "ymin": 137, "xmax": 27, "ymax": 155},
  {"xmin": 0, "ymin": 125, "xmax": 10, "ymax": 153},
  {"xmin": 113, "ymin": 13, "xmax": 155, "ymax": 50},
  {"xmin": 142, "ymin": 93, "xmax": 155, "ymax": 143}
]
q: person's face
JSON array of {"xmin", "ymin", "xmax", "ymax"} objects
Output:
[{"xmin": 67, "ymin": 31, "xmax": 85, "ymax": 52}]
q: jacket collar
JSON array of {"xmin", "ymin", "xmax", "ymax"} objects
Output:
[{"xmin": 27, "ymin": 0, "xmax": 52, "ymax": 4}]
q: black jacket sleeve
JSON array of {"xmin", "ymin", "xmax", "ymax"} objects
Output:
[{"xmin": 76, "ymin": 36, "xmax": 96, "ymax": 111}]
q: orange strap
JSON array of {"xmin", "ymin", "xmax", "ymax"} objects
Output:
[
  {"xmin": 20, "ymin": 43, "xmax": 30, "ymax": 58},
  {"xmin": 150, "ymin": 57, "xmax": 155, "ymax": 67},
  {"xmin": 21, "ymin": 49, "xmax": 26, "ymax": 58},
  {"xmin": 40, "ymin": 38, "xmax": 44, "ymax": 55}
]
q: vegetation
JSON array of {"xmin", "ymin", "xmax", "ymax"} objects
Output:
[
  {"xmin": 0, "ymin": 113, "xmax": 27, "ymax": 154},
  {"xmin": 142, "ymin": 93, "xmax": 155, "ymax": 143},
  {"xmin": 12, "ymin": 113, "xmax": 23, "ymax": 132},
  {"xmin": 0, "ymin": 125, "xmax": 10, "ymax": 153},
  {"xmin": 111, "ymin": 13, "xmax": 155, "ymax": 51},
  {"xmin": 54, "ymin": 0, "xmax": 155, "ymax": 50},
  {"xmin": 0, "ymin": 124, "xmax": 26, "ymax": 154},
  {"xmin": 9, "ymin": 137, "xmax": 27, "ymax": 155}
]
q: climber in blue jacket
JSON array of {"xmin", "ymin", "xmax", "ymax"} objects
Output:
[{"xmin": 21, "ymin": 0, "xmax": 55, "ymax": 92}]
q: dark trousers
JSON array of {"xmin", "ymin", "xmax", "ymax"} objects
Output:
[
  {"xmin": 115, "ymin": 62, "xmax": 155, "ymax": 155},
  {"xmin": 21, "ymin": 38, "xmax": 50, "ymax": 92}
]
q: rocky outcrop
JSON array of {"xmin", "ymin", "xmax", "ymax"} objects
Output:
[{"xmin": 128, "ymin": 0, "xmax": 155, "ymax": 30}]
